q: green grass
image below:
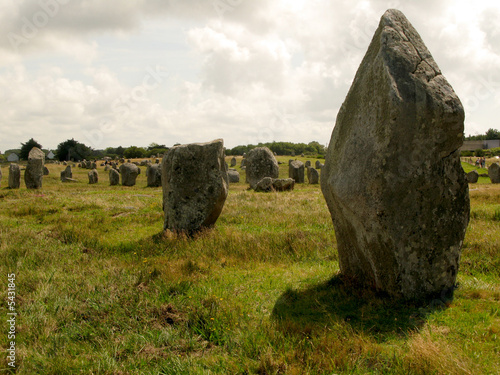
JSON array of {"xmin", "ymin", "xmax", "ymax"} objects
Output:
[{"xmin": 0, "ymin": 159, "xmax": 498, "ymax": 374}]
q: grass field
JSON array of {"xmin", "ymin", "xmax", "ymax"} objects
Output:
[{"xmin": 0, "ymin": 157, "xmax": 499, "ymax": 374}]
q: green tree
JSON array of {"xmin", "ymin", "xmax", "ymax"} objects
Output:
[
  {"xmin": 20, "ymin": 138, "xmax": 42, "ymax": 160},
  {"xmin": 485, "ymin": 128, "xmax": 500, "ymax": 140},
  {"xmin": 56, "ymin": 139, "xmax": 93, "ymax": 161},
  {"xmin": 124, "ymin": 146, "xmax": 146, "ymax": 159}
]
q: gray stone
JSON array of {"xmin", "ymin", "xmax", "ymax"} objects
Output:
[
  {"xmin": 307, "ymin": 167, "xmax": 319, "ymax": 184},
  {"xmin": 289, "ymin": 160, "xmax": 305, "ymax": 183},
  {"xmin": 146, "ymin": 164, "xmax": 162, "ymax": 187},
  {"xmin": 305, "ymin": 160, "xmax": 311, "ymax": 167},
  {"xmin": 489, "ymin": 163, "xmax": 500, "ymax": 183},
  {"xmin": 245, "ymin": 147, "xmax": 279, "ymax": 189},
  {"xmin": 119, "ymin": 163, "xmax": 139, "ymax": 186},
  {"xmin": 241, "ymin": 159, "xmax": 246, "ymax": 168},
  {"xmin": 162, "ymin": 139, "xmax": 228, "ymax": 232},
  {"xmin": 8, "ymin": 164, "xmax": 20, "ymax": 189},
  {"xmin": 255, "ymin": 177, "xmax": 295, "ymax": 192},
  {"xmin": 228, "ymin": 169, "xmax": 240, "ymax": 183},
  {"xmin": 88, "ymin": 169, "xmax": 98, "ymax": 184},
  {"xmin": 254, "ymin": 177, "xmax": 274, "ymax": 192},
  {"xmin": 43, "ymin": 166, "xmax": 49, "ymax": 176},
  {"xmin": 109, "ymin": 169, "xmax": 120, "ymax": 186},
  {"xmin": 24, "ymin": 147, "xmax": 45, "ymax": 189},
  {"xmin": 230, "ymin": 157, "xmax": 237, "ymax": 167},
  {"xmin": 315, "ymin": 160, "xmax": 323, "ymax": 169},
  {"xmin": 320, "ymin": 9, "xmax": 469, "ymax": 301},
  {"xmin": 60, "ymin": 166, "xmax": 73, "ymax": 181},
  {"xmin": 466, "ymin": 170, "xmax": 479, "ymax": 184}
]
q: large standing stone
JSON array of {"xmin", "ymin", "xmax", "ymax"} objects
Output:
[
  {"xmin": 88, "ymin": 169, "xmax": 98, "ymax": 184},
  {"xmin": 289, "ymin": 160, "xmax": 305, "ymax": 183},
  {"xmin": 109, "ymin": 169, "xmax": 120, "ymax": 186},
  {"xmin": 25, "ymin": 147, "xmax": 45, "ymax": 189},
  {"xmin": 245, "ymin": 147, "xmax": 279, "ymax": 189},
  {"xmin": 321, "ymin": 9, "xmax": 469, "ymax": 301},
  {"xmin": 119, "ymin": 163, "xmax": 140, "ymax": 186},
  {"xmin": 307, "ymin": 167, "xmax": 320, "ymax": 184},
  {"xmin": 489, "ymin": 163, "xmax": 500, "ymax": 183},
  {"xmin": 8, "ymin": 164, "xmax": 21, "ymax": 189},
  {"xmin": 146, "ymin": 164, "xmax": 162, "ymax": 187},
  {"xmin": 162, "ymin": 139, "xmax": 228, "ymax": 232}
]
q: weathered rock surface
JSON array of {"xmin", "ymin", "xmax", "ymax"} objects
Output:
[
  {"xmin": 289, "ymin": 160, "xmax": 305, "ymax": 183},
  {"xmin": 230, "ymin": 157, "xmax": 237, "ymax": 167},
  {"xmin": 119, "ymin": 163, "xmax": 140, "ymax": 186},
  {"xmin": 162, "ymin": 139, "xmax": 228, "ymax": 232},
  {"xmin": 245, "ymin": 147, "xmax": 279, "ymax": 189},
  {"xmin": 109, "ymin": 169, "xmax": 120, "ymax": 186},
  {"xmin": 307, "ymin": 167, "xmax": 319, "ymax": 184},
  {"xmin": 255, "ymin": 177, "xmax": 295, "ymax": 192},
  {"xmin": 146, "ymin": 164, "xmax": 162, "ymax": 187},
  {"xmin": 8, "ymin": 164, "xmax": 21, "ymax": 189},
  {"xmin": 228, "ymin": 169, "xmax": 240, "ymax": 183},
  {"xmin": 466, "ymin": 170, "xmax": 479, "ymax": 184},
  {"xmin": 320, "ymin": 9, "xmax": 470, "ymax": 301},
  {"xmin": 88, "ymin": 169, "xmax": 98, "ymax": 184},
  {"xmin": 489, "ymin": 163, "xmax": 500, "ymax": 183},
  {"xmin": 25, "ymin": 147, "xmax": 45, "ymax": 189}
]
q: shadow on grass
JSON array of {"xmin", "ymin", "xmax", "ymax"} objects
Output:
[{"xmin": 272, "ymin": 274, "xmax": 451, "ymax": 340}]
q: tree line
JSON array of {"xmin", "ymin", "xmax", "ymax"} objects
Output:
[
  {"xmin": 465, "ymin": 128, "xmax": 500, "ymax": 141},
  {"xmin": 2, "ymin": 139, "xmax": 326, "ymax": 162}
]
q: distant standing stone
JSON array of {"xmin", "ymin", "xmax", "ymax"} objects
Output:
[
  {"xmin": 489, "ymin": 163, "xmax": 500, "ymax": 183},
  {"xmin": 315, "ymin": 160, "xmax": 323, "ymax": 169},
  {"xmin": 245, "ymin": 147, "xmax": 279, "ymax": 189},
  {"xmin": 8, "ymin": 164, "xmax": 21, "ymax": 189},
  {"xmin": 289, "ymin": 160, "xmax": 305, "ymax": 183},
  {"xmin": 88, "ymin": 169, "xmax": 98, "ymax": 184},
  {"xmin": 307, "ymin": 167, "xmax": 319, "ymax": 184},
  {"xmin": 162, "ymin": 139, "xmax": 228, "ymax": 232},
  {"xmin": 60, "ymin": 166, "xmax": 73, "ymax": 181},
  {"xmin": 43, "ymin": 166, "xmax": 49, "ymax": 176},
  {"xmin": 305, "ymin": 160, "xmax": 311, "ymax": 167},
  {"xmin": 230, "ymin": 157, "xmax": 237, "ymax": 167},
  {"xmin": 146, "ymin": 164, "xmax": 162, "ymax": 187},
  {"xmin": 109, "ymin": 169, "xmax": 120, "ymax": 186},
  {"xmin": 119, "ymin": 163, "xmax": 140, "ymax": 186},
  {"xmin": 466, "ymin": 170, "xmax": 479, "ymax": 184},
  {"xmin": 228, "ymin": 169, "xmax": 240, "ymax": 183},
  {"xmin": 25, "ymin": 147, "xmax": 45, "ymax": 189},
  {"xmin": 321, "ymin": 9, "xmax": 469, "ymax": 301}
]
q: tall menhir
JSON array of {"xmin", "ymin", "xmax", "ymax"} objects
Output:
[{"xmin": 321, "ymin": 9, "xmax": 470, "ymax": 301}]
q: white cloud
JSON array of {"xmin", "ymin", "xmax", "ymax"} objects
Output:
[{"xmin": 1, "ymin": 0, "xmax": 500, "ymax": 152}]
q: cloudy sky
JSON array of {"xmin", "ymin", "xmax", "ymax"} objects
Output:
[{"xmin": 1, "ymin": 0, "xmax": 499, "ymax": 152}]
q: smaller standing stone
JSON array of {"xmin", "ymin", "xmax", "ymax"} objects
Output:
[
  {"xmin": 43, "ymin": 166, "xmax": 49, "ymax": 176},
  {"xmin": 245, "ymin": 147, "xmax": 279, "ymax": 189},
  {"xmin": 230, "ymin": 157, "xmax": 237, "ymax": 167},
  {"xmin": 88, "ymin": 169, "xmax": 98, "ymax": 184},
  {"xmin": 307, "ymin": 167, "xmax": 320, "ymax": 184},
  {"xmin": 25, "ymin": 147, "xmax": 45, "ymax": 189},
  {"xmin": 120, "ymin": 163, "xmax": 140, "ymax": 186},
  {"xmin": 315, "ymin": 160, "xmax": 323, "ymax": 169},
  {"xmin": 228, "ymin": 169, "xmax": 240, "ymax": 183},
  {"xmin": 289, "ymin": 160, "xmax": 305, "ymax": 183},
  {"xmin": 8, "ymin": 164, "xmax": 21, "ymax": 189},
  {"xmin": 60, "ymin": 166, "xmax": 73, "ymax": 181},
  {"xmin": 146, "ymin": 164, "xmax": 162, "ymax": 187},
  {"xmin": 305, "ymin": 161, "xmax": 311, "ymax": 167},
  {"xmin": 109, "ymin": 169, "xmax": 120, "ymax": 186},
  {"xmin": 466, "ymin": 170, "xmax": 479, "ymax": 184},
  {"xmin": 489, "ymin": 163, "xmax": 500, "ymax": 183}
]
